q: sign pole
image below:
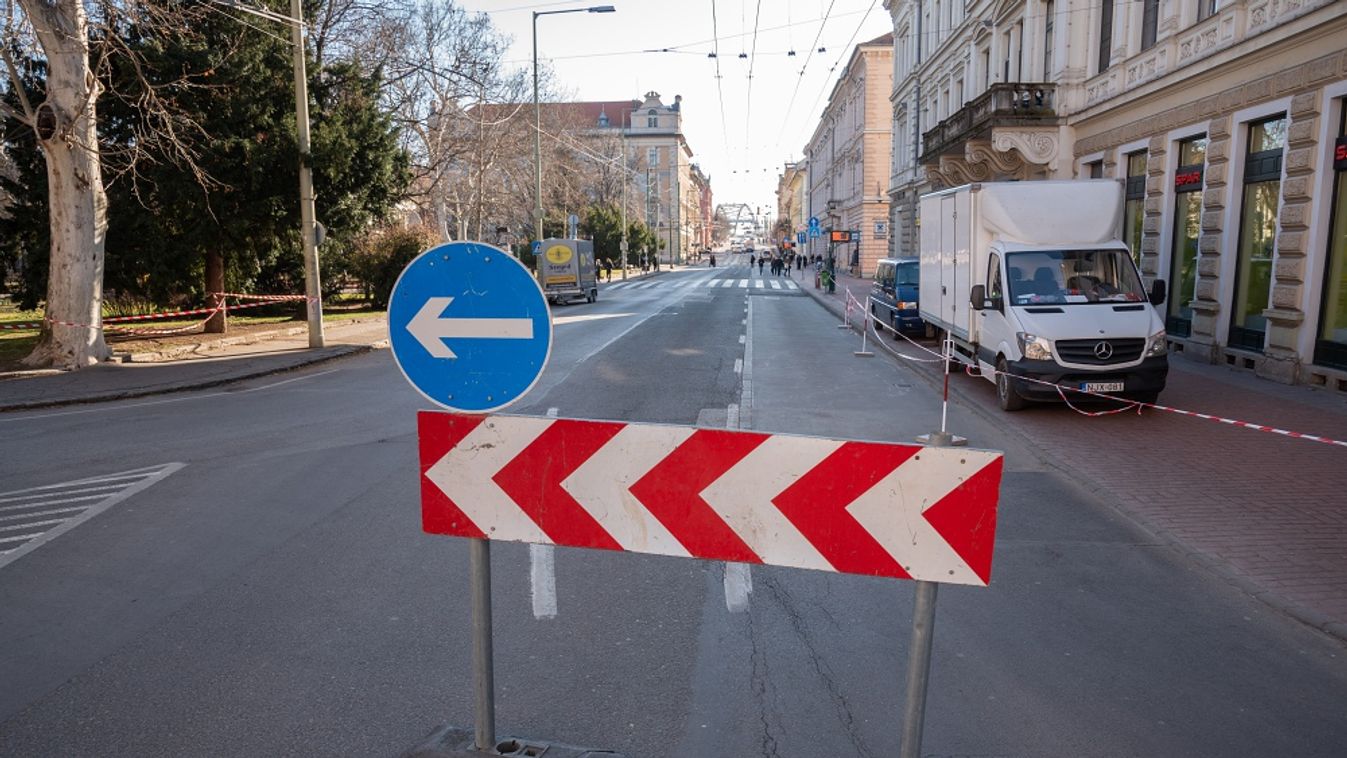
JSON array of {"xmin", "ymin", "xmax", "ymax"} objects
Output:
[
  {"xmin": 899, "ymin": 429, "xmax": 953, "ymax": 758},
  {"xmin": 899, "ymin": 579, "xmax": 939, "ymax": 758},
  {"xmin": 469, "ymin": 538, "xmax": 496, "ymax": 751}
]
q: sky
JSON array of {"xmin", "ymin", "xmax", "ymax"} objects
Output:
[{"xmin": 460, "ymin": 0, "xmax": 893, "ymax": 214}]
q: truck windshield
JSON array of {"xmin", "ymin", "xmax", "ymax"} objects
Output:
[
  {"xmin": 1005, "ymin": 249, "xmax": 1146, "ymax": 305},
  {"xmin": 896, "ymin": 262, "xmax": 919, "ymax": 286}
]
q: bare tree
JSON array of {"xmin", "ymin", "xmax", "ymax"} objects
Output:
[{"xmin": 1, "ymin": 0, "xmax": 219, "ymax": 369}]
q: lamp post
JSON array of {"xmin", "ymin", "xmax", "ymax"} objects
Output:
[{"xmin": 533, "ymin": 5, "xmax": 616, "ymax": 248}]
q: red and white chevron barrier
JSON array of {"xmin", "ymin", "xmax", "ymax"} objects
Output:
[{"xmin": 418, "ymin": 412, "xmax": 1005, "ymax": 586}]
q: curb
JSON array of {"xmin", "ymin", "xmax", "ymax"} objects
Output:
[
  {"xmin": 0, "ymin": 341, "xmax": 386, "ymax": 413},
  {"xmin": 798, "ymin": 284, "xmax": 1347, "ymax": 647}
]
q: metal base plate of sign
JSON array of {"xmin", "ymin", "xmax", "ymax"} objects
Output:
[{"xmin": 402, "ymin": 724, "xmax": 626, "ymax": 758}]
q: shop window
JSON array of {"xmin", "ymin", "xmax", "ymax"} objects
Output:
[
  {"xmin": 1314, "ymin": 108, "xmax": 1347, "ymax": 370},
  {"xmin": 1124, "ymin": 151, "xmax": 1147, "ymax": 266},
  {"xmin": 1167, "ymin": 136, "xmax": 1207, "ymax": 337},
  {"xmin": 1229, "ymin": 116, "xmax": 1286, "ymax": 352}
]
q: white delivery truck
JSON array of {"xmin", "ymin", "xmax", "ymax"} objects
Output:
[
  {"xmin": 919, "ymin": 180, "xmax": 1169, "ymax": 411},
  {"xmin": 536, "ymin": 238, "xmax": 598, "ymax": 305}
]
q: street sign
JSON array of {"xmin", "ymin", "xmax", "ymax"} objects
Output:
[
  {"xmin": 531, "ymin": 240, "xmax": 541, "ymax": 255},
  {"xmin": 389, "ymin": 242, "xmax": 552, "ymax": 413},
  {"xmin": 808, "ymin": 227, "xmax": 820, "ymax": 239},
  {"xmin": 419, "ymin": 413, "xmax": 1004, "ymax": 586},
  {"xmin": 830, "ymin": 230, "xmax": 852, "ymax": 243},
  {"xmin": 874, "ymin": 220, "xmax": 888, "ymax": 238},
  {"xmin": 808, "ymin": 216, "xmax": 820, "ymax": 230},
  {"xmin": 796, "ymin": 232, "xmax": 806, "ymax": 245}
]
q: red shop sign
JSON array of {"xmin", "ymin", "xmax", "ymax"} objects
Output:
[
  {"xmin": 1335, "ymin": 136, "xmax": 1347, "ymax": 171},
  {"xmin": 1174, "ymin": 167, "xmax": 1204, "ymax": 190}
]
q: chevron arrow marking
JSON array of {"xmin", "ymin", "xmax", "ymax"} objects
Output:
[{"xmin": 418, "ymin": 412, "xmax": 1004, "ymax": 587}]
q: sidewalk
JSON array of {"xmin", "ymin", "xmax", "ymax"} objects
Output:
[
  {"xmin": 802, "ymin": 267, "xmax": 1347, "ymax": 641},
  {"xmin": 0, "ymin": 266, "xmax": 673, "ymax": 412}
]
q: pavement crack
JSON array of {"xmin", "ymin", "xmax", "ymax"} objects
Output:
[
  {"xmin": 761, "ymin": 574, "xmax": 874, "ymax": 758},
  {"xmin": 746, "ymin": 607, "xmax": 781, "ymax": 758}
]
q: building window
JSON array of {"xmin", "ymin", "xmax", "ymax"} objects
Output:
[
  {"xmin": 1168, "ymin": 136, "xmax": 1208, "ymax": 337},
  {"xmin": 1043, "ymin": 0, "xmax": 1055, "ymax": 78},
  {"xmin": 647, "ymin": 109, "xmax": 657, "ymax": 128},
  {"xmin": 1230, "ymin": 115, "xmax": 1287, "ymax": 352},
  {"xmin": 1141, "ymin": 0, "xmax": 1159, "ymax": 51},
  {"xmin": 1315, "ymin": 108, "xmax": 1347, "ymax": 370},
  {"xmin": 1124, "ymin": 151, "xmax": 1147, "ymax": 266},
  {"xmin": 1198, "ymin": 0, "xmax": 1220, "ymax": 22},
  {"xmin": 647, "ymin": 147, "xmax": 659, "ymax": 167},
  {"xmin": 980, "ymin": 47, "xmax": 990, "ymax": 92},
  {"xmin": 1086, "ymin": 160, "xmax": 1104, "ymax": 178},
  {"xmin": 1098, "ymin": 0, "xmax": 1113, "ymax": 74}
]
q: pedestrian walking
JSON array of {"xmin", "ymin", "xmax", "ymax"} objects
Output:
[
  {"xmin": 749, "ymin": 254, "xmax": 756, "ymax": 270},
  {"xmin": 758, "ymin": 257, "xmax": 766, "ymax": 275},
  {"xmin": 603, "ymin": 258, "xmax": 614, "ymax": 282}
]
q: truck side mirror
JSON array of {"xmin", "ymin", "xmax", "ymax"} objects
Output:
[
  {"xmin": 1149, "ymin": 279, "xmax": 1166, "ymax": 306},
  {"xmin": 970, "ymin": 284, "xmax": 986, "ymax": 311}
]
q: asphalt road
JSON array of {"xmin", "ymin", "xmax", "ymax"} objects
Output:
[{"xmin": 2, "ymin": 256, "xmax": 1345, "ymax": 756}]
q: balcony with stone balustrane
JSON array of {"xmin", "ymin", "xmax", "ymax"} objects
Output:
[{"xmin": 920, "ymin": 83, "xmax": 1060, "ymax": 163}]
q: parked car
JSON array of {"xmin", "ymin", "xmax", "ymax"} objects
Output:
[{"xmin": 870, "ymin": 257, "xmax": 923, "ymax": 335}]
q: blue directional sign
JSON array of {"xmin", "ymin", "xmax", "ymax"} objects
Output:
[
  {"xmin": 388, "ymin": 241, "xmax": 552, "ymax": 413},
  {"xmin": 808, "ymin": 216, "xmax": 820, "ymax": 230},
  {"xmin": 796, "ymin": 231, "xmax": 806, "ymax": 245},
  {"xmin": 808, "ymin": 227, "xmax": 821, "ymax": 239},
  {"xmin": 531, "ymin": 240, "xmax": 542, "ymax": 255}
]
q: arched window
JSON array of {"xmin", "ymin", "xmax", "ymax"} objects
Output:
[{"xmin": 647, "ymin": 109, "xmax": 658, "ymax": 128}]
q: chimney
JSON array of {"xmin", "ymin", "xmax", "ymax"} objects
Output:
[{"xmin": 673, "ymin": 94, "xmax": 682, "ymax": 111}]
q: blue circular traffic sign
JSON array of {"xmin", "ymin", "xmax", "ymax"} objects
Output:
[{"xmin": 388, "ymin": 241, "xmax": 552, "ymax": 413}]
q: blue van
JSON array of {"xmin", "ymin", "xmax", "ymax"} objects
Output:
[{"xmin": 870, "ymin": 257, "xmax": 923, "ymax": 334}]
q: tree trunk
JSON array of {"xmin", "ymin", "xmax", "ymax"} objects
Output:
[
  {"xmin": 204, "ymin": 251, "xmax": 226, "ymax": 333},
  {"xmin": 19, "ymin": 0, "xmax": 110, "ymax": 369}
]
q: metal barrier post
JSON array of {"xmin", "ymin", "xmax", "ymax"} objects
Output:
[
  {"xmin": 469, "ymin": 538, "xmax": 496, "ymax": 751},
  {"xmin": 855, "ymin": 303, "xmax": 874, "ymax": 357}
]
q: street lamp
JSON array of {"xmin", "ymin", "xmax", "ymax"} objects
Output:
[{"xmin": 533, "ymin": 5, "xmax": 616, "ymax": 247}]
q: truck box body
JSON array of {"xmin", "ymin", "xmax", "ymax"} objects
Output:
[
  {"xmin": 537, "ymin": 238, "xmax": 598, "ymax": 304},
  {"xmin": 918, "ymin": 181, "xmax": 1169, "ymax": 409}
]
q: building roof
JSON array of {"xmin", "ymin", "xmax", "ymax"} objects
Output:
[{"xmin": 468, "ymin": 100, "xmax": 641, "ymax": 129}]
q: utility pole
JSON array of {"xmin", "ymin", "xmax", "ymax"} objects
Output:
[
  {"xmin": 620, "ymin": 111, "xmax": 628, "ymax": 279},
  {"xmin": 290, "ymin": 0, "xmax": 324, "ymax": 348}
]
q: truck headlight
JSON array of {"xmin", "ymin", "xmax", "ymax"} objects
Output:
[
  {"xmin": 1146, "ymin": 330, "xmax": 1168, "ymax": 357},
  {"xmin": 1017, "ymin": 332, "xmax": 1052, "ymax": 361},
  {"xmin": 898, "ymin": 301, "xmax": 918, "ymax": 310}
]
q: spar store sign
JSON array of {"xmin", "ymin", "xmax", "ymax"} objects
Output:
[{"xmin": 1335, "ymin": 136, "xmax": 1347, "ymax": 171}]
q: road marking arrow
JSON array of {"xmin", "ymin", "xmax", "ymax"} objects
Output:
[{"xmin": 407, "ymin": 296, "xmax": 534, "ymax": 359}]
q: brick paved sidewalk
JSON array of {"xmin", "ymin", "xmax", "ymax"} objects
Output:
[{"xmin": 809, "ymin": 267, "xmax": 1347, "ymax": 640}]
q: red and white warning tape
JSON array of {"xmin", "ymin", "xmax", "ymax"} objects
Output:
[
  {"xmin": 0, "ymin": 294, "xmax": 313, "ymax": 333},
  {"xmin": 849, "ymin": 293, "xmax": 1347, "ymax": 449}
]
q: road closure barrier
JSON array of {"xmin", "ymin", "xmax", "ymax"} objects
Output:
[{"xmin": 850, "ymin": 293, "xmax": 1347, "ymax": 449}]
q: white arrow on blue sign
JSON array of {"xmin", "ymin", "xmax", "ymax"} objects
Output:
[
  {"xmin": 388, "ymin": 241, "xmax": 552, "ymax": 413},
  {"xmin": 808, "ymin": 216, "xmax": 820, "ymax": 229}
]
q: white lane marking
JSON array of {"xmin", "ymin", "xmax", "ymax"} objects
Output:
[
  {"xmin": 769, "ymin": 280, "xmax": 782, "ymax": 290},
  {"xmin": 738, "ymin": 280, "xmax": 748, "ymax": 288},
  {"xmin": 607, "ymin": 282, "xmax": 631, "ymax": 289},
  {"xmin": 0, "ymin": 533, "xmax": 44, "ymax": 546},
  {"xmin": 530, "ymin": 543, "xmax": 558, "ymax": 620},
  {"xmin": 753, "ymin": 279, "xmax": 764, "ymax": 289},
  {"xmin": 0, "ymin": 494, "xmax": 110, "ymax": 513},
  {"xmin": 734, "ymin": 358, "xmax": 743, "ymax": 374},
  {"xmin": 0, "ymin": 483, "xmax": 127, "ymax": 504},
  {"xmin": 783, "ymin": 280, "xmax": 799, "ymax": 290},
  {"xmin": 554, "ymin": 312, "xmax": 636, "ymax": 325},
  {"xmin": 546, "ymin": 408, "xmax": 559, "ymax": 418},
  {"xmin": 738, "ymin": 334, "xmax": 746, "ymax": 344},
  {"xmin": 242, "ymin": 368, "xmax": 341, "ymax": 393},
  {"xmin": 0, "ymin": 505, "xmax": 90, "ymax": 522},
  {"xmin": 0, "ymin": 463, "xmax": 185, "ymax": 570},
  {"xmin": 0, "ymin": 518, "xmax": 68, "ymax": 533},
  {"xmin": 724, "ymin": 562, "xmax": 752, "ymax": 612}
]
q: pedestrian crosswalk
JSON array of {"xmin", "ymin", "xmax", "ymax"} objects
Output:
[{"xmin": 604, "ymin": 276, "xmax": 802, "ymax": 292}]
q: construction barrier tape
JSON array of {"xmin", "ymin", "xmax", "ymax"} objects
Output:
[
  {"xmin": 850, "ymin": 293, "xmax": 1347, "ymax": 449},
  {"xmin": 0, "ymin": 294, "xmax": 312, "ymax": 333}
]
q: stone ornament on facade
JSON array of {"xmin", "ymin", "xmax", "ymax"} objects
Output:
[{"xmin": 991, "ymin": 130, "xmax": 1060, "ymax": 172}]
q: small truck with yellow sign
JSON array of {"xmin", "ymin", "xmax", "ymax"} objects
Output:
[{"xmin": 536, "ymin": 238, "xmax": 598, "ymax": 305}]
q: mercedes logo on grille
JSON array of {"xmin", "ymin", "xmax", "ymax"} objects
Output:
[{"xmin": 1094, "ymin": 341, "xmax": 1114, "ymax": 360}]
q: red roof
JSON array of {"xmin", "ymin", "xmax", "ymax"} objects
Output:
[{"xmin": 469, "ymin": 99, "xmax": 640, "ymax": 129}]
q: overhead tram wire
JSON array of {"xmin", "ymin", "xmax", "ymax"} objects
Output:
[
  {"xmin": 773, "ymin": 0, "xmax": 838, "ymax": 147},
  {"xmin": 799, "ymin": 0, "xmax": 880, "ymax": 135},
  {"xmin": 710, "ymin": 0, "xmax": 731, "ymax": 155},
  {"xmin": 743, "ymin": 0, "xmax": 763, "ymax": 146}
]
